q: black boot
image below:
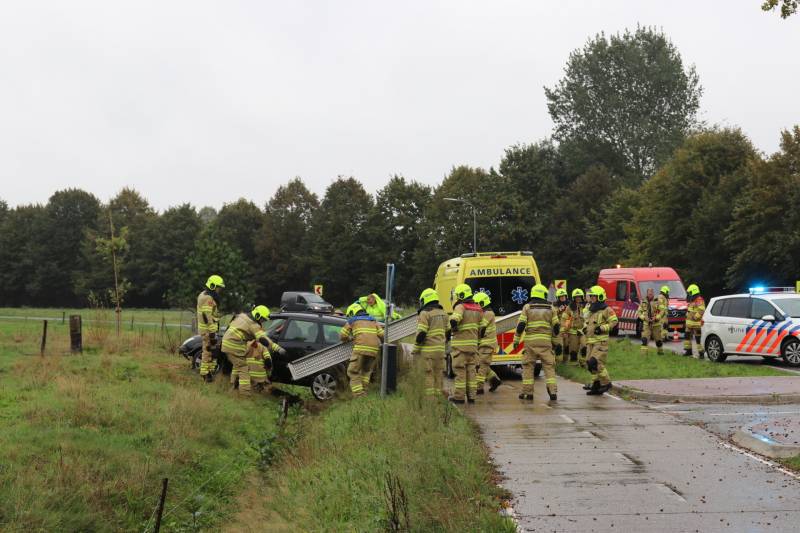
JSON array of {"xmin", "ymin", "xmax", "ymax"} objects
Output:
[
  {"xmin": 599, "ymin": 382, "xmax": 613, "ymax": 394},
  {"xmin": 204, "ymin": 374, "xmax": 214, "ymax": 383},
  {"xmin": 548, "ymin": 391, "xmax": 557, "ymax": 401},
  {"xmin": 467, "ymin": 397, "xmax": 476, "ymax": 404},
  {"xmin": 583, "ymin": 382, "xmax": 593, "ymax": 390},
  {"xmin": 518, "ymin": 392, "xmax": 533, "ymax": 400},
  {"xmin": 489, "ymin": 375, "xmax": 502, "ymax": 392},
  {"xmin": 476, "ymin": 388, "xmax": 485, "ymax": 395},
  {"xmin": 698, "ymin": 351, "xmax": 705, "ymax": 359},
  {"xmin": 586, "ymin": 381, "xmax": 603, "ymax": 395},
  {"xmin": 683, "ymin": 349, "xmax": 692, "ymax": 357},
  {"xmin": 449, "ymin": 397, "xmax": 465, "ymax": 405}
]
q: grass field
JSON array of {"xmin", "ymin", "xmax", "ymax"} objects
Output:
[
  {"xmin": 556, "ymin": 338, "xmax": 788, "ymax": 383},
  {"xmin": 0, "ymin": 307, "xmax": 195, "ymax": 329}
]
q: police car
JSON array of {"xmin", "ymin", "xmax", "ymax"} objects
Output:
[{"xmin": 701, "ymin": 287, "xmax": 800, "ymax": 366}]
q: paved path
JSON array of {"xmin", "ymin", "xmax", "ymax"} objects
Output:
[
  {"xmin": 467, "ymin": 378, "xmax": 800, "ymax": 532},
  {"xmin": 617, "ymin": 376, "xmax": 800, "ymax": 402}
]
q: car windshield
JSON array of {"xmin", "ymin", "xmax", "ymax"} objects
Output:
[
  {"xmin": 465, "ymin": 276, "xmax": 537, "ymax": 316},
  {"xmin": 775, "ymin": 298, "xmax": 800, "ymax": 318},
  {"xmin": 303, "ymin": 293, "xmax": 326, "ymax": 304},
  {"xmin": 638, "ymin": 280, "xmax": 686, "ymax": 300}
]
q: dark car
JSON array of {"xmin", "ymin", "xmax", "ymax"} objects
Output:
[
  {"xmin": 178, "ymin": 312, "xmax": 347, "ymax": 400},
  {"xmin": 280, "ymin": 291, "xmax": 334, "ymax": 314}
]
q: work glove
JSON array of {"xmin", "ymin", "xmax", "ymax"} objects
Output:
[
  {"xmin": 553, "ymin": 324, "xmax": 560, "ymax": 336},
  {"xmin": 594, "ymin": 326, "xmax": 603, "ymax": 335},
  {"xmin": 263, "ymin": 357, "xmax": 273, "ymax": 371},
  {"xmin": 277, "ymin": 345, "xmax": 287, "ymax": 357},
  {"xmin": 554, "ymin": 344, "xmax": 563, "ymax": 356}
]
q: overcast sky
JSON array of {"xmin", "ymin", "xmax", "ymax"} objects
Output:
[{"xmin": 1, "ymin": 1, "xmax": 797, "ymax": 210}]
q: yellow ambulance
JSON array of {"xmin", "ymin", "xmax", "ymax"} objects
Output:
[{"xmin": 433, "ymin": 251, "xmax": 541, "ymax": 367}]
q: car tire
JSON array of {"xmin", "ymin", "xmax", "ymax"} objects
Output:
[
  {"xmin": 534, "ymin": 362, "xmax": 542, "ymax": 377},
  {"xmin": 781, "ymin": 338, "xmax": 800, "ymax": 367},
  {"xmin": 191, "ymin": 349, "xmax": 201, "ymax": 370},
  {"xmin": 311, "ymin": 371, "xmax": 338, "ymax": 401},
  {"xmin": 705, "ymin": 335, "xmax": 727, "ymax": 363}
]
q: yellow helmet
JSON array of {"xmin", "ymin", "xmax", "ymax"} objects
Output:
[
  {"xmin": 346, "ymin": 302, "xmax": 365, "ymax": 317},
  {"xmin": 531, "ymin": 284, "xmax": 548, "ymax": 300},
  {"xmin": 572, "ymin": 288, "xmax": 585, "ymax": 298},
  {"xmin": 473, "ymin": 292, "xmax": 491, "ymax": 308},
  {"xmin": 687, "ymin": 284, "xmax": 700, "ymax": 297},
  {"xmin": 418, "ymin": 288, "xmax": 439, "ymax": 307},
  {"xmin": 454, "ymin": 283, "xmax": 473, "ymax": 301},
  {"xmin": 556, "ymin": 288, "xmax": 568, "ymax": 298},
  {"xmin": 589, "ymin": 285, "xmax": 607, "ymax": 302},
  {"xmin": 252, "ymin": 305, "xmax": 270, "ymax": 322},
  {"xmin": 206, "ymin": 274, "xmax": 225, "ymax": 290},
  {"xmin": 660, "ymin": 285, "xmax": 670, "ymax": 296}
]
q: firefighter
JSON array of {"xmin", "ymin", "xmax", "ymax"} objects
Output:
[
  {"xmin": 565, "ymin": 288, "xmax": 587, "ymax": 366},
  {"xmin": 413, "ymin": 288, "xmax": 450, "ymax": 397},
  {"xmin": 474, "ymin": 292, "xmax": 502, "ymax": 394},
  {"xmin": 197, "ymin": 275, "xmax": 224, "ymax": 382},
  {"xmin": 659, "ymin": 285, "xmax": 670, "ymax": 342},
  {"xmin": 638, "ymin": 288, "xmax": 665, "ymax": 355},
  {"xmin": 513, "ymin": 284, "xmax": 559, "ymax": 401},
  {"xmin": 553, "ymin": 288, "xmax": 570, "ymax": 363},
  {"xmin": 359, "ymin": 293, "xmax": 401, "ymax": 321},
  {"xmin": 449, "ymin": 284, "xmax": 483, "ymax": 404},
  {"xmin": 584, "ymin": 286, "xmax": 618, "ymax": 396},
  {"xmin": 341, "ymin": 302, "xmax": 384, "ymax": 397},
  {"xmin": 221, "ymin": 306, "xmax": 286, "ymax": 396},
  {"xmin": 685, "ymin": 284, "xmax": 706, "ymax": 358},
  {"xmin": 245, "ymin": 341, "xmax": 271, "ymax": 393}
]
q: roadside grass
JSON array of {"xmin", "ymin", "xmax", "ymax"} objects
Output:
[
  {"xmin": 556, "ymin": 338, "xmax": 788, "ymax": 383},
  {"xmin": 0, "ymin": 345, "xmax": 288, "ymax": 532},
  {"xmin": 267, "ymin": 363, "xmax": 516, "ymax": 532},
  {"xmin": 779, "ymin": 456, "xmax": 800, "ymax": 472},
  {"xmin": 0, "ymin": 307, "xmax": 194, "ymax": 328}
]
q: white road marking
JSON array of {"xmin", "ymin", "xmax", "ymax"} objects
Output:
[
  {"xmin": 719, "ymin": 441, "xmax": 800, "ymax": 481},
  {"xmin": 605, "ymin": 393, "xmax": 623, "ymax": 401},
  {"xmin": 559, "ymin": 414, "xmax": 575, "ymax": 423},
  {"xmin": 708, "ymin": 411, "xmax": 800, "ymax": 417}
]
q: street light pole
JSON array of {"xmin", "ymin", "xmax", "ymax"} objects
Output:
[{"xmin": 443, "ymin": 197, "xmax": 477, "ymax": 253}]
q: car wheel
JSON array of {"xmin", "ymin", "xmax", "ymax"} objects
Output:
[
  {"xmin": 534, "ymin": 362, "xmax": 542, "ymax": 377},
  {"xmin": 190, "ymin": 350, "xmax": 202, "ymax": 370},
  {"xmin": 782, "ymin": 338, "xmax": 800, "ymax": 367},
  {"xmin": 311, "ymin": 371, "xmax": 338, "ymax": 401},
  {"xmin": 705, "ymin": 335, "xmax": 727, "ymax": 363}
]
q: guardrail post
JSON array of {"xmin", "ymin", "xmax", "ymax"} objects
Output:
[{"xmin": 381, "ymin": 263, "xmax": 396, "ymax": 398}]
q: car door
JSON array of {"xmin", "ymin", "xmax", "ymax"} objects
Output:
[
  {"xmin": 272, "ymin": 318, "xmax": 323, "ymax": 383},
  {"xmin": 740, "ymin": 298, "xmax": 784, "ymax": 355},
  {"xmin": 721, "ymin": 297, "xmax": 755, "ymax": 354},
  {"xmin": 321, "ymin": 322, "xmax": 344, "ymax": 346}
]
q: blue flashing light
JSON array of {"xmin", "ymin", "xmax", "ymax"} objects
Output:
[{"xmin": 750, "ymin": 286, "xmax": 766, "ymax": 294}]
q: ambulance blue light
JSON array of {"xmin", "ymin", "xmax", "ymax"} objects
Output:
[{"xmin": 750, "ymin": 286, "xmax": 766, "ymax": 294}]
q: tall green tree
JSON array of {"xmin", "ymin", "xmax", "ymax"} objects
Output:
[
  {"xmin": 255, "ymin": 178, "xmax": 319, "ymax": 303},
  {"xmin": 0, "ymin": 205, "xmax": 48, "ymax": 305},
  {"xmin": 309, "ymin": 177, "xmax": 374, "ymax": 305},
  {"xmin": 627, "ymin": 129, "xmax": 757, "ymax": 295},
  {"xmin": 545, "ymin": 26, "xmax": 703, "ymax": 181},
  {"xmin": 726, "ymin": 127, "xmax": 800, "ymax": 289}
]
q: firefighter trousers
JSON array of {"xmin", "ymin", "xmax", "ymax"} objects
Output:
[
  {"xmin": 476, "ymin": 346, "xmax": 498, "ymax": 392},
  {"xmin": 226, "ymin": 352, "xmax": 251, "ymax": 395},
  {"xmin": 567, "ymin": 333, "xmax": 586, "ymax": 364},
  {"xmin": 451, "ymin": 347, "xmax": 477, "ymax": 401},
  {"xmin": 200, "ymin": 333, "xmax": 215, "ymax": 377},
  {"xmin": 641, "ymin": 322, "xmax": 663, "ymax": 354},
  {"xmin": 424, "ymin": 352, "xmax": 445, "ymax": 396},
  {"xmin": 587, "ymin": 343, "xmax": 610, "ymax": 386},
  {"xmin": 347, "ymin": 351, "xmax": 377, "ymax": 397},
  {"xmin": 522, "ymin": 343, "xmax": 557, "ymax": 396},
  {"xmin": 246, "ymin": 342, "xmax": 269, "ymax": 387},
  {"xmin": 684, "ymin": 326, "xmax": 703, "ymax": 355}
]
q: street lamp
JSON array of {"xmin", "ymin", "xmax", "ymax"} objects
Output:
[{"xmin": 443, "ymin": 197, "xmax": 477, "ymax": 253}]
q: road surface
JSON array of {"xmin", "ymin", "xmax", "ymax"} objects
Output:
[{"xmin": 467, "ymin": 378, "xmax": 800, "ymax": 532}]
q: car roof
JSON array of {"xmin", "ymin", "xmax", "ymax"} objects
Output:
[
  {"xmin": 598, "ymin": 267, "xmax": 680, "ymax": 280},
  {"xmin": 271, "ymin": 312, "xmax": 345, "ymax": 324},
  {"xmin": 712, "ymin": 293, "xmax": 800, "ymax": 300}
]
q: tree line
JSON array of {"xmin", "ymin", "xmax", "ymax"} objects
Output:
[{"xmin": 1, "ymin": 27, "xmax": 798, "ymax": 310}]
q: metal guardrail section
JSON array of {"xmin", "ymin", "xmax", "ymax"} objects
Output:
[
  {"xmin": 288, "ymin": 313, "xmax": 420, "ymax": 381},
  {"xmin": 287, "ymin": 310, "xmax": 523, "ymax": 381}
]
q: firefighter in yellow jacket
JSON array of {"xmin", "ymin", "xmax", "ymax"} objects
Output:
[
  {"xmin": 341, "ymin": 303, "xmax": 384, "ymax": 397},
  {"xmin": 473, "ymin": 292, "xmax": 502, "ymax": 394},
  {"xmin": 659, "ymin": 285, "xmax": 670, "ymax": 342},
  {"xmin": 685, "ymin": 284, "xmax": 706, "ymax": 358},
  {"xmin": 197, "ymin": 275, "xmax": 224, "ymax": 382},
  {"xmin": 553, "ymin": 288, "xmax": 571, "ymax": 363},
  {"xmin": 513, "ymin": 284, "xmax": 559, "ymax": 401},
  {"xmin": 449, "ymin": 284, "xmax": 483, "ymax": 404},
  {"xmin": 413, "ymin": 288, "xmax": 450, "ymax": 397},
  {"xmin": 638, "ymin": 288, "xmax": 665, "ymax": 355},
  {"xmin": 221, "ymin": 306, "xmax": 286, "ymax": 395},
  {"xmin": 565, "ymin": 288, "xmax": 587, "ymax": 366},
  {"xmin": 584, "ymin": 286, "xmax": 618, "ymax": 396}
]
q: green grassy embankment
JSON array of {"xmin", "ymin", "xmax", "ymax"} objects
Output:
[{"xmin": 556, "ymin": 338, "xmax": 788, "ymax": 383}]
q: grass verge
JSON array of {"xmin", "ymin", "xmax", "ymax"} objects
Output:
[
  {"xmin": 0, "ymin": 347, "xmax": 291, "ymax": 532},
  {"xmin": 556, "ymin": 338, "xmax": 788, "ymax": 383},
  {"xmin": 265, "ymin": 364, "xmax": 516, "ymax": 532}
]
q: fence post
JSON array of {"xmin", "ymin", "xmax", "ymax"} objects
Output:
[
  {"xmin": 62, "ymin": 311, "xmax": 65, "ymax": 325},
  {"xmin": 69, "ymin": 315, "xmax": 83, "ymax": 354},
  {"xmin": 40, "ymin": 320, "xmax": 48, "ymax": 356},
  {"xmin": 154, "ymin": 477, "xmax": 169, "ymax": 533}
]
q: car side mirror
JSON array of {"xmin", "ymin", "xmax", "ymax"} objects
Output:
[{"xmin": 761, "ymin": 314, "xmax": 776, "ymax": 322}]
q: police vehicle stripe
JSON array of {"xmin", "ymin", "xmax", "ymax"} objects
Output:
[
  {"xmin": 736, "ymin": 320, "xmax": 764, "ymax": 351},
  {"xmin": 765, "ymin": 324, "xmax": 800, "ymax": 355},
  {"xmin": 755, "ymin": 321, "xmax": 793, "ymax": 353},
  {"xmin": 745, "ymin": 320, "xmax": 780, "ymax": 352}
]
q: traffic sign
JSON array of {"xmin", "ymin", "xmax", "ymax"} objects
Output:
[{"xmin": 314, "ymin": 284, "xmax": 324, "ymax": 296}]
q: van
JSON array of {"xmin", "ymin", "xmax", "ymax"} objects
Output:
[
  {"xmin": 434, "ymin": 251, "xmax": 541, "ymax": 367},
  {"xmin": 596, "ymin": 267, "xmax": 687, "ymax": 335}
]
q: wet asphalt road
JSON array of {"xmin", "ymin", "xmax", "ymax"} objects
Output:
[{"xmin": 467, "ymin": 378, "xmax": 800, "ymax": 532}]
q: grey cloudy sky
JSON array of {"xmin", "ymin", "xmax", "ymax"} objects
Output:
[{"xmin": 1, "ymin": 1, "xmax": 797, "ymax": 210}]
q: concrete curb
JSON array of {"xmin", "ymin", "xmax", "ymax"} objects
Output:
[
  {"xmin": 731, "ymin": 428, "xmax": 800, "ymax": 459},
  {"xmin": 612, "ymin": 384, "xmax": 800, "ymax": 405}
]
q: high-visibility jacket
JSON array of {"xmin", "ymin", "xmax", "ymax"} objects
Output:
[
  {"xmin": 196, "ymin": 290, "xmax": 221, "ymax": 333},
  {"xmin": 686, "ymin": 296, "xmax": 705, "ymax": 328},
  {"xmin": 222, "ymin": 313, "xmax": 277, "ymax": 358},
  {"xmin": 637, "ymin": 298, "xmax": 665, "ymax": 324},
  {"xmin": 658, "ymin": 293, "xmax": 669, "ymax": 328},
  {"xmin": 564, "ymin": 302, "xmax": 585, "ymax": 334},
  {"xmin": 414, "ymin": 304, "xmax": 449, "ymax": 354},
  {"xmin": 360, "ymin": 294, "xmax": 401, "ymax": 321},
  {"xmin": 514, "ymin": 301, "xmax": 558, "ymax": 347},
  {"xmin": 479, "ymin": 309, "xmax": 498, "ymax": 350},
  {"xmin": 340, "ymin": 315, "xmax": 384, "ymax": 356},
  {"xmin": 584, "ymin": 303, "xmax": 618, "ymax": 345},
  {"xmin": 553, "ymin": 300, "xmax": 570, "ymax": 333},
  {"xmin": 450, "ymin": 301, "xmax": 483, "ymax": 350}
]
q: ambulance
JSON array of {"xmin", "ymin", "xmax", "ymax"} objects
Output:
[{"xmin": 434, "ymin": 251, "xmax": 541, "ymax": 370}]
